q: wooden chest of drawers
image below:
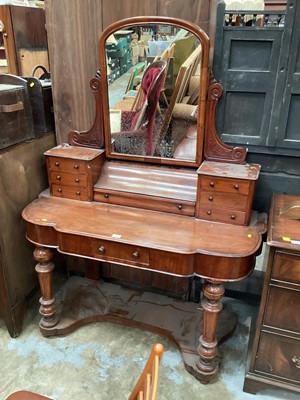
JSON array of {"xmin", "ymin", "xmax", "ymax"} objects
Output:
[
  {"xmin": 196, "ymin": 161, "xmax": 260, "ymax": 225},
  {"xmin": 45, "ymin": 144, "xmax": 105, "ymax": 201},
  {"xmin": 244, "ymin": 194, "xmax": 300, "ymax": 395}
]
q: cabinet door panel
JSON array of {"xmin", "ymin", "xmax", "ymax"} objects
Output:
[{"xmin": 273, "ymin": 251, "xmax": 300, "ymax": 284}]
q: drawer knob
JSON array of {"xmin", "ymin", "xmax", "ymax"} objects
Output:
[
  {"xmin": 99, "ymin": 246, "xmax": 106, "ymax": 254},
  {"xmin": 76, "ymin": 191, "xmax": 81, "ymax": 195},
  {"xmin": 57, "ymin": 188, "xmax": 62, "ymax": 193},
  {"xmin": 230, "ymin": 214, "xmax": 236, "ymax": 220},
  {"xmin": 56, "ymin": 175, "xmax": 61, "ymax": 180},
  {"xmin": 74, "ymin": 164, "xmax": 79, "ymax": 169},
  {"xmin": 292, "ymin": 356, "xmax": 300, "ymax": 368},
  {"xmin": 210, "ymin": 181, "xmax": 215, "ymax": 187},
  {"xmin": 177, "ymin": 204, "xmax": 183, "ymax": 210},
  {"xmin": 104, "ymin": 193, "xmax": 109, "ymax": 199},
  {"xmin": 75, "ymin": 178, "xmax": 80, "ymax": 183},
  {"xmin": 234, "ymin": 184, "xmax": 239, "ymax": 190},
  {"xmin": 208, "ymin": 196, "xmax": 213, "ymax": 201},
  {"xmin": 132, "ymin": 251, "xmax": 140, "ymax": 259},
  {"xmin": 207, "ymin": 210, "xmax": 212, "ymax": 215},
  {"xmin": 55, "ymin": 162, "xmax": 60, "ymax": 167}
]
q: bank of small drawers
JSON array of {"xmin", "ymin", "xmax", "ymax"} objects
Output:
[
  {"xmin": 196, "ymin": 161, "xmax": 260, "ymax": 225},
  {"xmin": 253, "ymin": 250, "xmax": 300, "ymax": 388},
  {"xmin": 45, "ymin": 145, "xmax": 104, "ymax": 201}
]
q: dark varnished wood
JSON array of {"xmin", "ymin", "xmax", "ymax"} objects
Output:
[{"xmin": 244, "ymin": 194, "xmax": 300, "ymax": 395}]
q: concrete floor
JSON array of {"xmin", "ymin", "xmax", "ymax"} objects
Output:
[{"xmin": 1, "ymin": 263, "xmax": 299, "ymax": 400}]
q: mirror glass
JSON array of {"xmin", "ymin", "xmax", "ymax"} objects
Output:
[{"xmin": 105, "ymin": 23, "xmax": 202, "ymax": 162}]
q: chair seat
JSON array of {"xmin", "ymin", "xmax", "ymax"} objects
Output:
[{"xmin": 6, "ymin": 390, "xmax": 52, "ymax": 400}]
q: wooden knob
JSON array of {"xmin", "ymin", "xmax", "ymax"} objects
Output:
[
  {"xmin": 177, "ymin": 204, "xmax": 183, "ymax": 210},
  {"xmin": 207, "ymin": 210, "xmax": 211, "ymax": 215},
  {"xmin": 74, "ymin": 164, "xmax": 79, "ymax": 169},
  {"xmin": 104, "ymin": 193, "xmax": 109, "ymax": 199},
  {"xmin": 208, "ymin": 196, "xmax": 213, "ymax": 201},
  {"xmin": 99, "ymin": 246, "xmax": 105, "ymax": 254},
  {"xmin": 57, "ymin": 188, "xmax": 62, "ymax": 193},
  {"xmin": 75, "ymin": 178, "xmax": 80, "ymax": 183},
  {"xmin": 76, "ymin": 191, "xmax": 81, "ymax": 195},
  {"xmin": 56, "ymin": 175, "xmax": 61, "ymax": 180},
  {"xmin": 132, "ymin": 251, "xmax": 139, "ymax": 259},
  {"xmin": 210, "ymin": 181, "xmax": 215, "ymax": 187},
  {"xmin": 234, "ymin": 184, "xmax": 239, "ymax": 190},
  {"xmin": 55, "ymin": 162, "xmax": 60, "ymax": 166},
  {"xmin": 230, "ymin": 214, "xmax": 236, "ymax": 220}
]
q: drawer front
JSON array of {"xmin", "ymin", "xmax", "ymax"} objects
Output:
[
  {"xmin": 48, "ymin": 156, "xmax": 87, "ymax": 174},
  {"xmin": 51, "ymin": 184, "xmax": 90, "ymax": 201},
  {"xmin": 49, "ymin": 171, "xmax": 88, "ymax": 187},
  {"xmin": 200, "ymin": 176, "xmax": 250, "ymax": 195},
  {"xmin": 197, "ymin": 205, "xmax": 247, "ymax": 225},
  {"xmin": 255, "ymin": 331, "xmax": 300, "ymax": 383},
  {"xmin": 273, "ymin": 251, "xmax": 300, "ymax": 284},
  {"xmin": 199, "ymin": 191, "xmax": 248, "ymax": 210},
  {"xmin": 264, "ymin": 286, "xmax": 300, "ymax": 333},
  {"xmin": 91, "ymin": 238, "xmax": 149, "ymax": 266},
  {"xmin": 94, "ymin": 190, "xmax": 195, "ymax": 217}
]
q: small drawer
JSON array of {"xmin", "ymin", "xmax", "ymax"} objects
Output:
[
  {"xmin": 49, "ymin": 171, "xmax": 88, "ymax": 187},
  {"xmin": 200, "ymin": 176, "xmax": 250, "ymax": 195},
  {"xmin": 273, "ymin": 250, "xmax": 300, "ymax": 284},
  {"xmin": 255, "ymin": 331, "xmax": 300, "ymax": 383},
  {"xmin": 48, "ymin": 156, "xmax": 87, "ymax": 174},
  {"xmin": 91, "ymin": 238, "xmax": 149, "ymax": 266},
  {"xmin": 198, "ymin": 191, "xmax": 248, "ymax": 210},
  {"xmin": 264, "ymin": 286, "xmax": 300, "ymax": 333},
  {"xmin": 51, "ymin": 184, "xmax": 90, "ymax": 201},
  {"xmin": 197, "ymin": 205, "xmax": 247, "ymax": 225},
  {"xmin": 94, "ymin": 190, "xmax": 195, "ymax": 217}
]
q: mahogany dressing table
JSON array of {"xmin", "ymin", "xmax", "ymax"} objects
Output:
[{"xmin": 22, "ymin": 17, "xmax": 265, "ymax": 384}]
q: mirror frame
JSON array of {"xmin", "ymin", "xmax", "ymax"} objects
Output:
[{"xmin": 98, "ymin": 16, "xmax": 210, "ymax": 167}]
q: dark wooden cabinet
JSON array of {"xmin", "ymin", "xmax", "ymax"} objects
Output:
[{"xmin": 244, "ymin": 194, "xmax": 300, "ymax": 395}]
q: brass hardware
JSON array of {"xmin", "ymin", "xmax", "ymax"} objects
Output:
[
  {"xmin": 208, "ymin": 196, "xmax": 213, "ymax": 201},
  {"xmin": 207, "ymin": 210, "xmax": 211, "ymax": 215},
  {"xmin": 210, "ymin": 181, "xmax": 215, "ymax": 187},
  {"xmin": 56, "ymin": 175, "xmax": 61, "ymax": 180},
  {"xmin": 292, "ymin": 356, "xmax": 300, "ymax": 368},
  {"xmin": 55, "ymin": 162, "xmax": 60, "ymax": 167},
  {"xmin": 76, "ymin": 191, "xmax": 81, "ymax": 195},
  {"xmin": 57, "ymin": 188, "xmax": 62, "ymax": 193},
  {"xmin": 230, "ymin": 214, "xmax": 236, "ymax": 220},
  {"xmin": 104, "ymin": 193, "xmax": 109, "ymax": 198},
  {"xmin": 99, "ymin": 246, "xmax": 105, "ymax": 254},
  {"xmin": 74, "ymin": 164, "xmax": 79, "ymax": 169},
  {"xmin": 75, "ymin": 178, "xmax": 80, "ymax": 183},
  {"xmin": 234, "ymin": 184, "xmax": 239, "ymax": 190},
  {"xmin": 132, "ymin": 251, "xmax": 139, "ymax": 259},
  {"xmin": 177, "ymin": 204, "xmax": 183, "ymax": 210}
]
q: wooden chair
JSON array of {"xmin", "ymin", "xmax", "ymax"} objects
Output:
[{"xmin": 6, "ymin": 343, "xmax": 164, "ymax": 400}]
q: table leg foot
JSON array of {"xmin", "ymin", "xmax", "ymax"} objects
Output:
[{"xmin": 34, "ymin": 247, "xmax": 58, "ymax": 329}]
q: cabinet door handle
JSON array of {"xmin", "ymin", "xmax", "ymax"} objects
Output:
[
  {"xmin": 99, "ymin": 246, "xmax": 106, "ymax": 254},
  {"xmin": 57, "ymin": 188, "xmax": 62, "ymax": 193},
  {"xmin": 55, "ymin": 162, "xmax": 60, "ymax": 167},
  {"xmin": 75, "ymin": 178, "xmax": 80, "ymax": 183},
  {"xmin": 207, "ymin": 210, "xmax": 212, "ymax": 215},
  {"xmin": 234, "ymin": 184, "xmax": 239, "ymax": 190},
  {"xmin": 292, "ymin": 356, "xmax": 300, "ymax": 368},
  {"xmin": 74, "ymin": 164, "xmax": 79, "ymax": 169},
  {"xmin": 208, "ymin": 196, "xmax": 213, "ymax": 201},
  {"xmin": 132, "ymin": 251, "xmax": 139, "ymax": 259},
  {"xmin": 177, "ymin": 204, "xmax": 183, "ymax": 210},
  {"xmin": 104, "ymin": 193, "xmax": 109, "ymax": 199},
  {"xmin": 230, "ymin": 214, "xmax": 236, "ymax": 220},
  {"xmin": 210, "ymin": 181, "xmax": 215, "ymax": 187},
  {"xmin": 76, "ymin": 191, "xmax": 81, "ymax": 196},
  {"xmin": 56, "ymin": 175, "xmax": 61, "ymax": 180}
]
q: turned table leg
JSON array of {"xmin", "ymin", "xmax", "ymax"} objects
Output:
[
  {"xmin": 196, "ymin": 279, "xmax": 225, "ymax": 381},
  {"xmin": 34, "ymin": 247, "xmax": 58, "ymax": 329}
]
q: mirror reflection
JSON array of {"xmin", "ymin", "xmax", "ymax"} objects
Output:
[{"xmin": 106, "ymin": 24, "xmax": 201, "ymax": 161}]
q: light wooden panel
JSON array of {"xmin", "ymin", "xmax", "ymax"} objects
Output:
[
  {"xmin": 45, "ymin": 0, "xmax": 103, "ymax": 143},
  {"xmin": 102, "ymin": 0, "xmax": 157, "ymax": 28},
  {"xmin": 18, "ymin": 49, "xmax": 49, "ymax": 76}
]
